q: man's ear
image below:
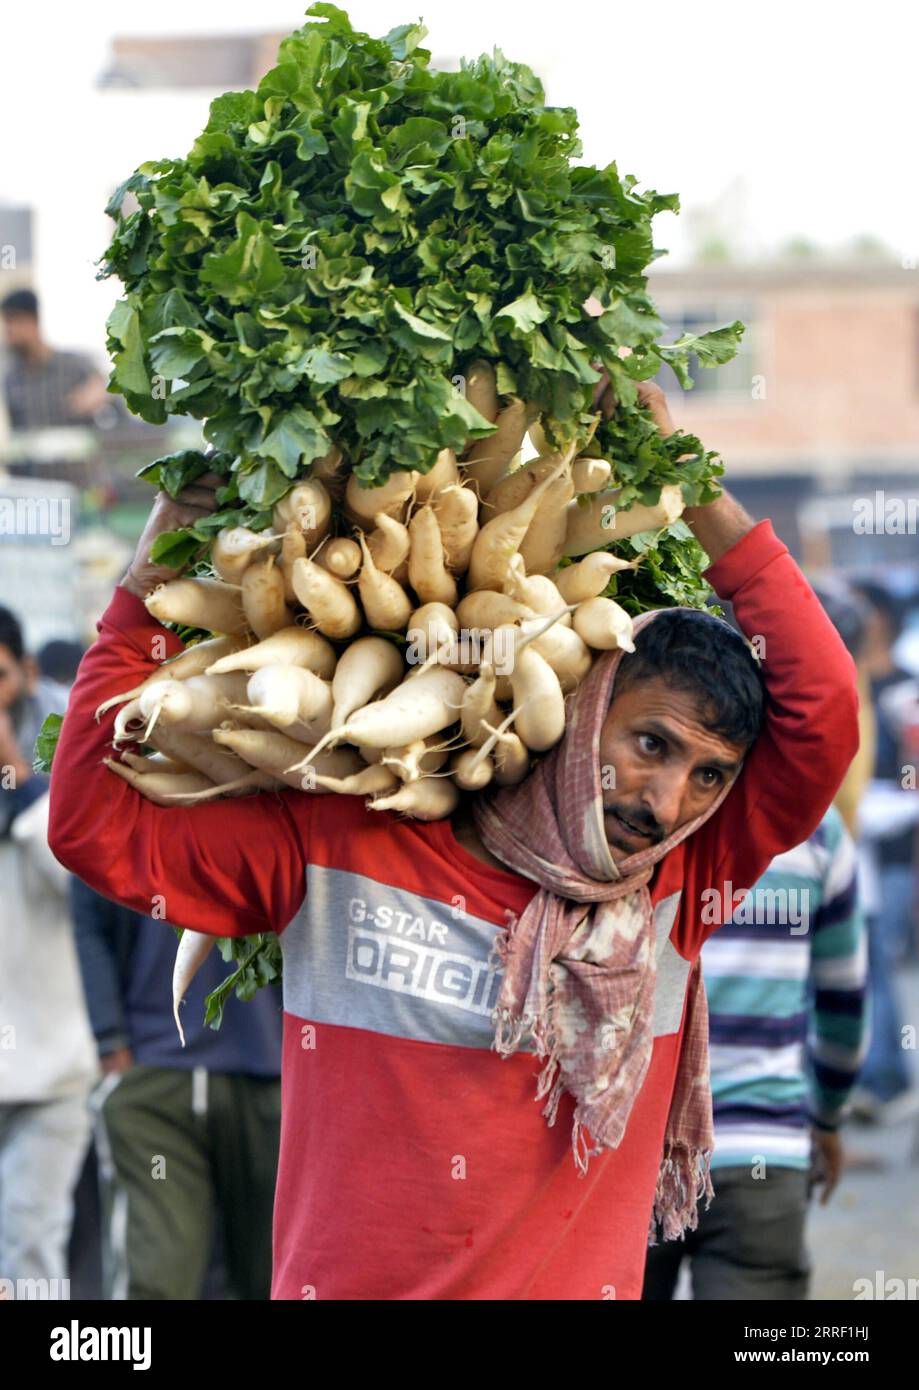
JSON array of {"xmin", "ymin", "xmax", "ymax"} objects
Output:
[{"xmin": 21, "ymin": 654, "xmax": 40, "ymax": 694}]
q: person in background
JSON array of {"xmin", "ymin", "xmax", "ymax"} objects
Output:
[
  {"xmin": 1, "ymin": 288, "xmax": 109, "ymax": 431},
  {"xmin": 642, "ymin": 803, "xmax": 869, "ymax": 1300},
  {"xmin": 71, "ymin": 881, "xmax": 284, "ymax": 1300},
  {"xmin": 0, "ymin": 606, "xmax": 99, "ymax": 1290},
  {"xmin": 847, "ymin": 580, "xmax": 919, "ymax": 1120}
]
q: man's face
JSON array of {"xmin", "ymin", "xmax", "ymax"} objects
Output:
[
  {"xmin": 597, "ymin": 674, "xmax": 748, "ymax": 862},
  {"xmin": 1, "ymin": 312, "xmax": 39, "ymax": 356},
  {"xmin": 0, "ymin": 643, "xmax": 31, "ymax": 711}
]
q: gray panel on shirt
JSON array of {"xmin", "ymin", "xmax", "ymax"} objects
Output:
[{"xmin": 281, "ymin": 868, "xmax": 689, "ymax": 1049}]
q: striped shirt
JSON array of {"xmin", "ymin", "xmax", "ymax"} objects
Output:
[{"xmin": 702, "ymin": 804, "xmax": 869, "ymax": 1170}]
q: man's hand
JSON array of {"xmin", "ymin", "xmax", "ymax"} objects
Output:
[
  {"xmin": 100, "ymin": 1046, "xmax": 135, "ymax": 1075},
  {"xmin": 809, "ymin": 1128, "xmax": 844, "ymax": 1205},
  {"xmin": 121, "ymin": 472, "xmax": 224, "ymax": 599},
  {"xmin": 590, "ymin": 365, "xmax": 753, "ymax": 564}
]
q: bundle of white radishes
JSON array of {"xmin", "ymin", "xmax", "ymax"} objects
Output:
[{"xmin": 99, "ymin": 361, "xmax": 685, "ymax": 820}]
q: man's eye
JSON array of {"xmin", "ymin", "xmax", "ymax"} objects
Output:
[
  {"xmin": 637, "ymin": 733, "xmax": 659, "ymax": 754},
  {"xmin": 698, "ymin": 768, "xmax": 721, "ymax": 787}
]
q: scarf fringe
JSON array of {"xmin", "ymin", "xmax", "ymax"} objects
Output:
[{"xmin": 647, "ymin": 1143, "xmax": 715, "ymax": 1245}]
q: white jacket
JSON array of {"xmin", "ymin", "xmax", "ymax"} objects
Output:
[{"xmin": 0, "ymin": 791, "xmax": 100, "ymax": 1102}]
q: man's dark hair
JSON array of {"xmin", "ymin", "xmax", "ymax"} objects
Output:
[
  {"xmin": 810, "ymin": 580, "xmax": 872, "ymax": 661},
  {"xmin": 37, "ymin": 638, "xmax": 84, "ymax": 685},
  {"xmin": 1, "ymin": 288, "xmax": 39, "ymax": 319},
  {"xmin": 613, "ymin": 608, "xmax": 766, "ymax": 749},
  {"xmin": 0, "ymin": 606, "xmax": 25, "ymax": 662},
  {"xmin": 849, "ymin": 579, "xmax": 903, "ymax": 643}
]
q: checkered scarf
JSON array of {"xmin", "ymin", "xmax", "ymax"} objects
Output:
[{"xmin": 471, "ymin": 607, "xmax": 740, "ymax": 1241}]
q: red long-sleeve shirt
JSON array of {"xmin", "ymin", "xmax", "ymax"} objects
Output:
[{"xmin": 48, "ymin": 519, "xmax": 859, "ymax": 1300}]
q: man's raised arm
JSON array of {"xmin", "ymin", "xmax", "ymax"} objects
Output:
[{"xmin": 48, "ymin": 474, "xmax": 311, "ymax": 939}]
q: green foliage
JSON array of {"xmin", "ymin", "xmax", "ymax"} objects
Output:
[
  {"xmin": 33, "ymin": 713, "xmax": 64, "ymax": 773},
  {"xmin": 100, "ymin": 2, "xmax": 741, "ymax": 525}
]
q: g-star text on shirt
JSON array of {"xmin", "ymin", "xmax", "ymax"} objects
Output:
[{"xmin": 346, "ymin": 896, "xmax": 503, "ymax": 1017}]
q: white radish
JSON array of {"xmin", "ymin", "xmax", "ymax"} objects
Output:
[
  {"xmin": 518, "ymin": 465, "xmax": 574, "ymax": 577},
  {"xmin": 212, "ymin": 728, "xmax": 363, "ymax": 790},
  {"xmin": 344, "ymin": 469, "xmax": 418, "ymax": 526},
  {"xmin": 554, "ymin": 552, "xmax": 635, "ymax": 604},
  {"xmin": 381, "ymin": 736, "xmax": 451, "ymax": 783},
  {"xmin": 366, "ymin": 512, "xmax": 410, "ymax": 577},
  {"xmin": 467, "ymin": 450, "xmax": 572, "ymax": 592},
  {"xmin": 571, "ymin": 457, "xmax": 613, "ymax": 494},
  {"xmin": 503, "ymin": 635, "xmax": 567, "ymax": 752},
  {"xmin": 431, "ymin": 484, "xmax": 478, "ymax": 573},
  {"xmin": 516, "ymin": 617, "xmax": 593, "ymax": 692},
  {"xmin": 503, "ymin": 566, "xmax": 571, "ymax": 626},
  {"xmin": 104, "ymin": 757, "xmax": 215, "ymax": 804},
  {"xmin": 120, "ymin": 751, "xmax": 193, "ymax": 775},
  {"xmin": 138, "ymin": 673, "xmax": 249, "ymax": 735},
  {"xmin": 94, "ymin": 635, "xmax": 246, "ymax": 720},
  {"xmin": 454, "ymin": 590, "xmax": 534, "ymax": 632},
  {"xmin": 272, "ymin": 479, "xmax": 331, "ymax": 547},
  {"xmin": 145, "ymin": 578, "xmax": 248, "ymax": 635},
  {"xmin": 113, "ymin": 697, "xmax": 146, "ymax": 744},
  {"xmin": 357, "ymin": 534, "xmax": 413, "ymax": 631},
  {"xmin": 462, "ymin": 398, "xmax": 538, "ymax": 498},
  {"xmin": 407, "ymin": 506, "xmax": 457, "ymax": 607},
  {"xmin": 313, "ymin": 536, "xmax": 362, "ymax": 580},
  {"xmin": 211, "ymin": 527, "xmax": 278, "ymax": 585},
  {"xmin": 313, "ymin": 764, "xmax": 400, "ymax": 796},
  {"xmin": 414, "ymin": 447, "xmax": 459, "ymax": 502},
  {"xmin": 294, "ymin": 667, "xmax": 467, "ymax": 767},
  {"xmin": 172, "ymin": 929, "xmax": 217, "ymax": 1046},
  {"xmin": 492, "ymin": 729, "xmax": 530, "ymax": 786},
  {"xmin": 369, "ymin": 774, "xmax": 461, "ymax": 821},
  {"xmin": 460, "ymin": 662, "xmax": 503, "ymax": 748},
  {"xmin": 331, "ymin": 636, "xmax": 404, "ymax": 731},
  {"xmin": 463, "ymin": 359, "xmax": 499, "ymax": 426},
  {"xmin": 573, "ymin": 596, "xmax": 636, "ymax": 652},
  {"xmin": 147, "ymin": 726, "xmax": 274, "ymax": 786},
  {"xmin": 563, "ymin": 483, "xmax": 684, "ymax": 556},
  {"xmin": 483, "ymin": 454, "xmax": 563, "ymax": 518},
  {"xmin": 291, "ymin": 557, "xmax": 361, "ymax": 640},
  {"xmin": 451, "ymin": 748, "xmax": 494, "ymax": 791},
  {"xmin": 241, "ymin": 554, "xmax": 293, "ymax": 639},
  {"xmin": 206, "ymin": 626, "xmax": 336, "ymax": 680},
  {"xmin": 280, "ymin": 524, "xmax": 306, "ymax": 603},
  {"xmin": 241, "ymin": 664, "xmax": 333, "ymax": 735}
]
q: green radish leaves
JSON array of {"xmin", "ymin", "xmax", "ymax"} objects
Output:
[
  {"xmin": 33, "ymin": 713, "xmax": 64, "ymax": 774},
  {"xmin": 99, "ymin": 2, "xmax": 740, "ymax": 542}
]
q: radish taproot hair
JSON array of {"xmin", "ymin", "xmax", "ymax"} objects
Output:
[
  {"xmin": 173, "ymin": 929, "xmax": 217, "ymax": 1046},
  {"xmin": 145, "ymin": 577, "xmax": 249, "ymax": 635},
  {"xmin": 381, "ymin": 735, "xmax": 452, "ymax": 782}
]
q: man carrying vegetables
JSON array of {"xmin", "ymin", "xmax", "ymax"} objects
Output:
[{"xmin": 48, "ymin": 380, "xmax": 860, "ymax": 1300}]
